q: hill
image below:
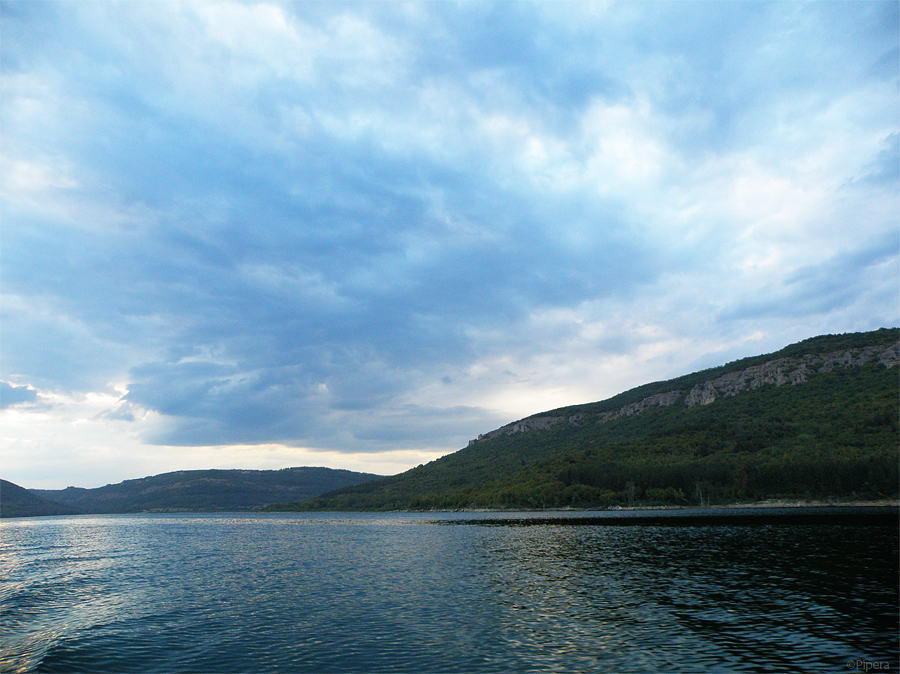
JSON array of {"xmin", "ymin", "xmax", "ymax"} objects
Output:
[
  {"xmin": 268, "ymin": 328, "xmax": 900, "ymax": 511},
  {"xmin": 1, "ymin": 479, "xmax": 80, "ymax": 518},
  {"xmin": 27, "ymin": 467, "xmax": 381, "ymax": 515}
]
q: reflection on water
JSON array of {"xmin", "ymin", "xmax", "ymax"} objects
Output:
[
  {"xmin": 1, "ymin": 512, "xmax": 896, "ymax": 673},
  {"xmin": 476, "ymin": 524, "xmax": 898, "ymax": 672}
]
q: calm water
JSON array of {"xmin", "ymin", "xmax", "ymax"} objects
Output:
[{"xmin": 1, "ymin": 509, "xmax": 897, "ymax": 673}]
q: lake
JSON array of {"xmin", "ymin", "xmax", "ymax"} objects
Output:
[{"xmin": 1, "ymin": 509, "xmax": 897, "ymax": 673}]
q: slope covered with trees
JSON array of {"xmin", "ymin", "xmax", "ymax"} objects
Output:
[
  {"xmin": 1, "ymin": 479, "xmax": 80, "ymax": 518},
  {"xmin": 28, "ymin": 467, "xmax": 381, "ymax": 515},
  {"xmin": 269, "ymin": 329, "xmax": 899, "ymax": 511}
]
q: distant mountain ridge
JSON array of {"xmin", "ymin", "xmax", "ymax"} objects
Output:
[
  {"xmin": 13, "ymin": 467, "xmax": 381, "ymax": 517},
  {"xmin": 270, "ymin": 328, "xmax": 900, "ymax": 511}
]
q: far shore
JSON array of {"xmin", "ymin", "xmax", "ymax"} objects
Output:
[
  {"xmin": 423, "ymin": 499, "xmax": 900, "ymax": 514},
  {"xmin": 611, "ymin": 499, "xmax": 900, "ymax": 510}
]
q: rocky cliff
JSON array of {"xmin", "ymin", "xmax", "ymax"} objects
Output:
[{"xmin": 469, "ymin": 340, "xmax": 900, "ymax": 445}]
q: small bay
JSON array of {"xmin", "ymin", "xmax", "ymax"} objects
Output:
[{"xmin": 1, "ymin": 509, "xmax": 896, "ymax": 673}]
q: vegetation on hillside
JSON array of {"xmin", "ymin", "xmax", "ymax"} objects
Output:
[
  {"xmin": 1, "ymin": 480, "xmax": 80, "ymax": 518},
  {"xmin": 28, "ymin": 467, "xmax": 382, "ymax": 515},
  {"xmin": 268, "ymin": 329, "xmax": 900, "ymax": 511}
]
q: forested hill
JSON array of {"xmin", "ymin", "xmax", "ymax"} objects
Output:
[
  {"xmin": 0, "ymin": 479, "xmax": 80, "ymax": 518},
  {"xmin": 269, "ymin": 328, "xmax": 900, "ymax": 511},
  {"xmin": 23, "ymin": 467, "xmax": 381, "ymax": 516}
]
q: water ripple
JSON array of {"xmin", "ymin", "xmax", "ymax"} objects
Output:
[{"xmin": 1, "ymin": 513, "xmax": 896, "ymax": 673}]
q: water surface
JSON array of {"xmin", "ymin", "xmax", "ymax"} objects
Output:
[{"xmin": 2, "ymin": 510, "xmax": 896, "ymax": 673}]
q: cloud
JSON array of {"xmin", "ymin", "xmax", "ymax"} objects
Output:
[
  {"xmin": 855, "ymin": 132, "xmax": 899, "ymax": 187},
  {"xmin": 1, "ymin": 0, "xmax": 897, "ymax": 487},
  {"xmin": 0, "ymin": 382, "xmax": 38, "ymax": 409},
  {"xmin": 722, "ymin": 230, "xmax": 900, "ymax": 323}
]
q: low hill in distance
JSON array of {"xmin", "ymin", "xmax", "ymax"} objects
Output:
[
  {"xmin": 268, "ymin": 328, "xmax": 900, "ymax": 511},
  {"xmin": 0, "ymin": 479, "xmax": 80, "ymax": 518},
  {"xmin": 16, "ymin": 467, "xmax": 381, "ymax": 517}
]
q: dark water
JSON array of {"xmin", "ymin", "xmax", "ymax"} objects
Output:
[{"xmin": 1, "ymin": 509, "xmax": 897, "ymax": 673}]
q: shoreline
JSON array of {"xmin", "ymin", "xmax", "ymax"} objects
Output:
[
  {"xmin": 434, "ymin": 503, "xmax": 900, "ymax": 527},
  {"xmin": 430, "ymin": 499, "xmax": 900, "ymax": 514},
  {"xmin": 608, "ymin": 499, "xmax": 900, "ymax": 511}
]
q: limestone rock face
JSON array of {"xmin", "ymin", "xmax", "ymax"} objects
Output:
[
  {"xmin": 683, "ymin": 343, "xmax": 899, "ymax": 407},
  {"xmin": 471, "ymin": 416, "xmax": 565, "ymax": 443},
  {"xmin": 684, "ymin": 358, "xmax": 798, "ymax": 407},
  {"xmin": 597, "ymin": 390, "xmax": 683, "ymax": 421},
  {"xmin": 467, "ymin": 340, "xmax": 899, "ymax": 445}
]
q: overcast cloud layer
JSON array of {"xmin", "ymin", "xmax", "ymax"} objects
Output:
[{"xmin": 2, "ymin": 1, "xmax": 898, "ymax": 489}]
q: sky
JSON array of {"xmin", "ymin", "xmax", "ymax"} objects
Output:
[{"xmin": 2, "ymin": 1, "xmax": 898, "ymax": 490}]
